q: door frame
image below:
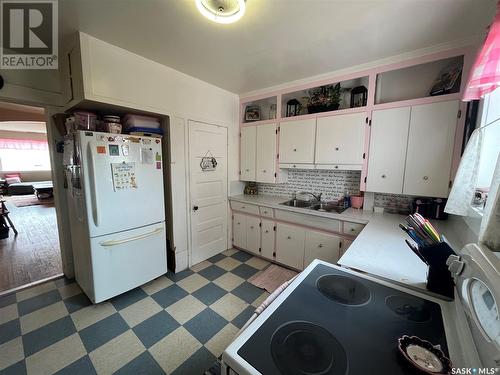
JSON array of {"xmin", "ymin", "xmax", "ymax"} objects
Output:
[{"xmin": 187, "ymin": 120, "xmax": 229, "ymax": 268}]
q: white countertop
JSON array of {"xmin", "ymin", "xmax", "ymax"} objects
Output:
[{"xmin": 229, "ymin": 194, "xmax": 466, "ymax": 293}]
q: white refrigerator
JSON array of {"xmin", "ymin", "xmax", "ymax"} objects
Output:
[{"xmin": 64, "ymin": 130, "xmax": 167, "ymax": 303}]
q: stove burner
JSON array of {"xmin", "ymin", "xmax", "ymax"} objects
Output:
[
  {"xmin": 317, "ymin": 274, "xmax": 371, "ymax": 305},
  {"xmin": 270, "ymin": 321, "xmax": 347, "ymax": 375},
  {"xmin": 386, "ymin": 295, "xmax": 432, "ymax": 323}
]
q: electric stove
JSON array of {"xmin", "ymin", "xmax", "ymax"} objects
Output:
[{"xmin": 223, "ymin": 252, "xmax": 497, "ymax": 375}]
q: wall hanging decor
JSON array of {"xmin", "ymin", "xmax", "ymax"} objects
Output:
[
  {"xmin": 200, "ymin": 150, "xmax": 218, "ymax": 172},
  {"xmin": 245, "ymin": 105, "xmax": 261, "ymax": 122}
]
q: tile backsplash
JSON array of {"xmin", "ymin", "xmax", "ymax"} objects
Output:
[
  {"xmin": 374, "ymin": 193, "xmax": 414, "ymax": 211},
  {"xmin": 257, "ymin": 169, "xmax": 361, "ymax": 201}
]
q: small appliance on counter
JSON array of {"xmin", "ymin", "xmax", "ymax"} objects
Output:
[{"xmin": 412, "ymin": 198, "xmax": 448, "ymax": 220}]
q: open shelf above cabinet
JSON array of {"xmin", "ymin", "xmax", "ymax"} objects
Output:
[
  {"xmin": 375, "ymin": 55, "xmax": 464, "ymax": 105},
  {"xmin": 281, "ymin": 76, "xmax": 369, "ymax": 118},
  {"xmin": 242, "ymin": 96, "xmax": 278, "ymax": 124}
]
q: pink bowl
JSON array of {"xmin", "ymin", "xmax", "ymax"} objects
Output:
[{"xmin": 351, "ymin": 196, "xmax": 364, "ymax": 209}]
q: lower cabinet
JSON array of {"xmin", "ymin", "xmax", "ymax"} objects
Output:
[
  {"xmin": 261, "ymin": 219, "xmax": 275, "ymax": 259},
  {"xmin": 246, "ymin": 216, "xmax": 261, "ymax": 255},
  {"xmin": 304, "ymin": 230, "xmax": 341, "ymax": 267},
  {"xmin": 276, "ymin": 223, "xmax": 306, "ymax": 270},
  {"xmin": 233, "ymin": 213, "xmax": 247, "ymax": 249},
  {"xmin": 232, "ymin": 210, "xmax": 359, "ymax": 270}
]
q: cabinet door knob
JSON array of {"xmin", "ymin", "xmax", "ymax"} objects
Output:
[
  {"xmin": 293, "ymin": 164, "xmax": 297, "ymax": 168},
  {"xmin": 423, "ymin": 176, "xmax": 429, "ymax": 181},
  {"xmin": 335, "ymin": 147, "xmax": 339, "ymax": 151},
  {"xmin": 287, "ymin": 236, "xmax": 291, "ymax": 239},
  {"xmin": 193, "ymin": 205, "xmax": 199, "ymax": 211},
  {"xmin": 351, "ymin": 228, "xmax": 355, "ymax": 232},
  {"xmin": 265, "ymin": 230, "xmax": 269, "ymax": 233},
  {"xmin": 237, "ymin": 222, "xmax": 240, "ymax": 225},
  {"xmin": 273, "ymin": 252, "xmax": 276, "ymax": 257},
  {"xmin": 293, "ymin": 148, "xmax": 297, "ymax": 152},
  {"xmin": 381, "ymin": 174, "xmax": 386, "ymax": 179},
  {"xmin": 250, "ymin": 226, "xmax": 254, "ymax": 229},
  {"xmin": 241, "ymin": 206, "xmax": 246, "ymax": 209},
  {"xmin": 318, "ymin": 244, "xmax": 324, "ymax": 248},
  {"xmin": 262, "ymin": 170, "xmax": 267, "ymax": 173},
  {"xmin": 334, "ymin": 165, "xmax": 338, "ymax": 169},
  {"xmin": 245, "ymin": 169, "xmax": 249, "ymax": 172}
]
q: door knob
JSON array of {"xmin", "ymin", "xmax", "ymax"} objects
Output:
[
  {"xmin": 193, "ymin": 205, "xmax": 199, "ymax": 211},
  {"xmin": 423, "ymin": 176, "xmax": 429, "ymax": 181}
]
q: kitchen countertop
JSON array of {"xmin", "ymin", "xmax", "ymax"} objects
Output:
[{"xmin": 229, "ymin": 194, "xmax": 467, "ymax": 293}]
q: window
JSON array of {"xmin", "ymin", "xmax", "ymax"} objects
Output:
[{"xmin": 0, "ymin": 138, "xmax": 51, "ymax": 171}]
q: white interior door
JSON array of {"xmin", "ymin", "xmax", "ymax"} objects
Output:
[
  {"xmin": 240, "ymin": 126, "xmax": 256, "ymax": 181},
  {"xmin": 189, "ymin": 121, "xmax": 228, "ymax": 265},
  {"xmin": 256, "ymin": 123, "xmax": 277, "ymax": 183},
  {"xmin": 366, "ymin": 107, "xmax": 411, "ymax": 194},
  {"xmin": 315, "ymin": 112, "xmax": 366, "ymax": 164},
  {"xmin": 403, "ymin": 100, "xmax": 458, "ymax": 197}
]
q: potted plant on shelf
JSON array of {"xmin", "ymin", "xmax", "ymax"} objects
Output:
[{"xmin": 304, "ymin": 83, "xmax": 341, "ymax": 114}]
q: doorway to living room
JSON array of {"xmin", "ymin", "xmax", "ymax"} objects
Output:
[{"xmin": 0, "ymin": 101, "xmax": 62, "ymax": 293}]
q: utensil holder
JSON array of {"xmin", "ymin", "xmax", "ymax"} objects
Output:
[{"xmin": 418, "ymin": 242, "xmax": 456, "ymax": 299}]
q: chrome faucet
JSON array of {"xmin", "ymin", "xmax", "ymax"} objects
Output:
[{"xmin": 295, "ymin": 191, "xmax": 322, "ymax": 202}]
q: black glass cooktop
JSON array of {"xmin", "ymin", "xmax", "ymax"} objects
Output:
[{"xmin": 238, "ymin": 264, "xmax": 448, "ymax": 375}]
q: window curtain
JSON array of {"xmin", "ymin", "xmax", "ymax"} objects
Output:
[
  {"xmin": 463, "ymin": 1, "xmax": 500, "ymax": 101},
  {"xmin": 0, "ymin": 138, "xmax": 48, "ymax": 151}
]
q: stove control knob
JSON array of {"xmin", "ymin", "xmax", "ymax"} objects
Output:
[{"xmin": 446, "ymin": 255, "xmax": 465, "ymax": 277}]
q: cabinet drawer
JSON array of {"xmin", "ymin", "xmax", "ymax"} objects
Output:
[
  {"xmin": 259, "ymin": 206, "xmax": 274, "ymax": 218},
  {"xmin": 274, "ymin": 210, "xmax": 341, "ymax": 233},
  {"xmin": 279, "ymin": 163, "xmax": 316, "ymax": 170},
  {"xmin": 343, "ymin": 222, "xmax": 364, "ymax": 236},
  {"xmin": 315, "ymin": 164, "xmax": 362, "ymax": 171},
  {"xmin": 230, "ymin": 201, "xmax": 260, "ymax": 215}
]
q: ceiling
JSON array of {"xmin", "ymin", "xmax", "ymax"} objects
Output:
[{"xmin": 60, "ymin": 0, "xmax": 495, "ymax": 95}]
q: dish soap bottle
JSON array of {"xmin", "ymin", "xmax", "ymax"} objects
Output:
[{"xmin": 344, "ymin": 190, "xmax": 351, "ymax": 208}]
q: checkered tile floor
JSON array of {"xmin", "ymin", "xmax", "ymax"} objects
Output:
[{"xmin": 0, "ymin": 249, "xmax": 271, "ymax": 375}]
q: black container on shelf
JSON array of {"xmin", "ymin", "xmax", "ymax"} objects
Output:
[{"xmin": 411, "ymin": 198, "xmax": 448, "ymax": 220}]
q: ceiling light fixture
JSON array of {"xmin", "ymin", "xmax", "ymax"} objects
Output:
[{"xmin": 195, "ymin": 0, "xmax": 246, "ymax": 24}]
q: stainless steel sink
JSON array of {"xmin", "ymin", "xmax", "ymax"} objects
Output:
[
  {"xmin": 309, "ymin": 202, "xmax": 347, "ymax": 214},
  {"xmin": 280, "ymin": 199, "xmax": 315, "ymax": 208}
]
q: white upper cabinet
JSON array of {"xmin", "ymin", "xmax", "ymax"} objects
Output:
[
  {"xmin": 240, "ymin": 126, "xmax": 256, "ymax": 181},
  {"xmin": 315, "ymin": 112, "xmax": 366, "ymax": 165},
  {"xmin": 403, "ymin": 101, "xmax": 458, "ymax": 197},
  {"xmin": 256, "ymin": 124, "xmax": 277, "ymax": 183},
  {"xmin": 279, "ymin": 119, "xmax": 316, "ymax": 164},
  {"xmin": 366, "ymin": 107, "xmax": 411, "ymax": 194}
]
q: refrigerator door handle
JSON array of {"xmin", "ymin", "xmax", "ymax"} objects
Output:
[
  {"xmin": 87, "ymin": 142, "xmax": 100, "ymax": 227},
  {"xmin": 99, "ymin": 227, "xmax": 163, "ymax": 247}
]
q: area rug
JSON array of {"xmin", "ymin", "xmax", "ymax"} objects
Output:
[
  {"xmin": 248, "ymin": 264, "xmax": 298, "ymax": 293},
  {"xmin": 10, "ymin": 195, "xmax": 54, "ymax": 207}
]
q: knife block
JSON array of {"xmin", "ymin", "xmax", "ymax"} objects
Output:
[{"xmin": 419, "ymin": 242, "xmax": 456, "ymax": 299}]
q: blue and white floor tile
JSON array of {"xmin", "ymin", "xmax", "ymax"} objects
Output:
[{"xmin": 0, "ymin": 249, "xmax": 270, "ymax": 375}]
